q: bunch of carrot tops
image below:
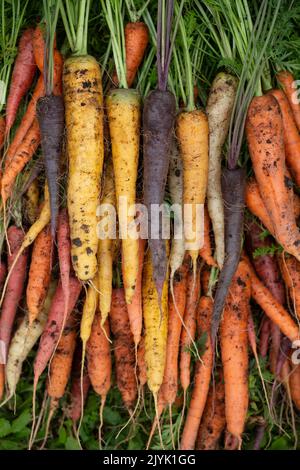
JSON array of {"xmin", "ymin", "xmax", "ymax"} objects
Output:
[{"xmin": 0, "ymin": 0, "xmax": 300, "ymax": 451}]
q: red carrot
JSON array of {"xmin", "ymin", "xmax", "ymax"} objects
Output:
[
  {"xmin": 69, "ymin": 343, "xmax": 91, "ymax": 423},
  {"xmin": 0, "ymin": 227, "xmax": 28, "ymax": 363},
  {"xmin": 5, "ymin": 29, "xmax": 36, "ymax": 135},
  {"xmin": 33, "ymin": 277, "xmax": 81, "ymax": 386}
]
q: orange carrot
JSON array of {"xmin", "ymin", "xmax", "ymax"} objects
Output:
[
  {"xmin": 26, "ymin": 225, "xmax": 52, "ymax": 324},
  {"xmin": 5, "ymin": 77, "xmax": 44, "ymax": 166},
  {"xmin": 0, "ymin": 116, "xmax": 5, "ymax": 148},
  {"xmin": 245, "ymin": 177, "xmax": 300, "ymax": 236},
  {"xmin": 195, "ymin": 378, "xmax": 226, "ymax": 450},
  {"xmin": 269, "ymin": 89, "xmax": 300, "ymax": 187},
  {"xmin": 113, "ymin": 22, "xmax": 149, "ymax": 88},
  {"xmin": 278, "ymin": 254, "xmax": 300, "ymax": 319},
  {"xmin": 199, "ymin": 206, "xmax": 217, "ymax": 266},
  {"xmin": 160, "ymin": 263, "xmax": 188, "ymax": 406},
  {"xmin": 246, "ymin": 94, "xmax": 300, "ymax": 261},
  {"xmin": 47, "ymin": 311, "xmax": 77, "ymax": 400},
  {"xmin": 33, "ymin": 25, "xmax": 46, "ymax": 73},
  {"xmin": 179, "ymin": 265, "xmax": 200, "ymax": 393},
  {"xmin": 40, "ymin": 310, "xmax": 77, "ymax": 449},
  {"xmin": 125, "ymin": 237, "xmax": 146, "ymax": 346},
  {"xmin": 86, "ymin": 315, "xmax": 111, "ymax": 402},
  {"xmin": 1, "ymin": 119, "xmax": 40, "ymax": 204},
  {"xmin": 86, "ymin": 313, "xmax": 111, "ymax": 445},
  {"xmin": 180, "ymin": 295, "xmax": 213, "ymax": 450},
  {"xmin": 243, "ymin": 256, "xmax": 299, "ymax": 342},
  {"xmin": 277, "ymin": 71, "xmax": 300, "ymax": 131},
  {"xmin": 110, "ymin": 288, "xmax": 137, "ymax": 409},
  {"xmin": 221, "ymin": 260, "xmax": 250, "ymax": 449}
]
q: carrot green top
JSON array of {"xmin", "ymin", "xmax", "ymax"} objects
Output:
[{"xmin": 59, "ymin": 0, "xmax": 91, "ymax": 57}]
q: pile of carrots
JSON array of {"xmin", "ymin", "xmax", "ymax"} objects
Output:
[{"xmin": 0, "ymin": 0, "xmax": 300, "ymax": 451}]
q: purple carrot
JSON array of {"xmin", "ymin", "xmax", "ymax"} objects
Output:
[
  {"xmin": 211, "ymin": 167, "xmax": 246, "ymax": 344},
  {"xmin": 143, "ymin": 0, "xmax": 176, "ymax": 302},
  {"xmin": 37, "ymin": 94, "xmax": 64, "ymax": 237}
]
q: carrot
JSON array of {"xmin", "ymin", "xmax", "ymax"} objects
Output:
[
  {"xmin": 23, "ymin": 178, "xmax": 40, "ymax": 224},
  {"xmin": 246, "ymin": 220, "xmax": 285, "ymax": 371},
  {"xmin": 195, "ymin": 379, "xmax": 226, "ymax": 450},
  {"xmin": 160, "ymin": 264, "xmax": 188, "ymax": 407},
  {"xmin": 125, "ymin": 237, "xmax": 146, "ymax": 346},
  {"xmin": 5, "ymin": 280, "xmax": 57, "ymax": 400},
  {"xmin": 0, "ymin": 116, "xmax": 5, "ymax": 148},
  {"xmin": 243, "ymin": 256, "xmax": 299, "ymax": 342},
  {"xmin": 211, "ymin": 167, "xmax": 246, "ymax": 343},
  {"xmin": 98, "ymin": 162, "xmax": 116, "ymax": 325},
  {"xmin": 69, "ymin": 343, "xmax": 90, "ymax": 423},
  {"xmin": 47, "ymin": 310, "xmax": 77, "ymax": 400},
  {"xmin": 86, "ymin": 314, "xmax": 111, "ymax": 445},
  {"xmin": 289, "ymin": 363, "xmax": 300, "ymax": 410},
  {"xmin": 40, "ymin": 310, "xmax": 77, "ymax": 449},
  {"xmin": 142, "ymin": 4, "xmax": 176, "ymax": 304},
  {"xmin": 245, "ymin": 221, "xmax": 285, "ymax": 305},
  {"xmin": 245, "ymin": 178, "xmax": 277, "ymax": 235},
  {"xmin": 64, "ymin": 55, "xmax": 104, "ymax": 281},
  {"xmin": 37, "ymin": 93, "xmax": 64, "ymax": 237},
  {"xmin": 179, "ymin": 265, "xmax": 200, "ymax": 393},
  {"xmin": 80, "ymin": 279, "xmax": 99, "ymax": 368},
  {"xmin": 143, "ymin": 88, "xmax": 176, "ymax": 302},
  {"xmin": 33, "ymin": 277, "xmax": 81, "ymax": 386},
  {"xmin": 180, "ymin": 295, "xmax": 213, "ymax": 450},
  {"xmin": 206, "ymin": 72, "xmax": 238, "ymax": 268},
  {"xmin": 137, "ymin": 335, "xmax": 147, "ymax": 388},
  {"xmin": 1, "ymin": 119, "xmax": 40, "ymax": 205},
  {"xmin": 110, "ymin": 288, "xmax": 137, "ymax": 409},
  {"xmin": 177, "ymin": 110, "xmax": 209, "ymax": 272},
  {"xmin": 32, "ymin": 24, "xmax": 58, "ymax": 73},
  {"xmin": 5, "ymin": 29, "xmax": 36, "ymax": 135},
  {"xmin": 279, "ymin": 254, "xmax": 300, "ymax": 319},
  {"xmin": 0, "ymin": 184, "xmax": 51, "ymax": 307},
  {"xmin": 0, "ymin": 366, "xmax": 4, "ymax": 401},
  {"xmin": 221, "ymin": 260, "xmax": 250, "ymax": 449},
  {"xmin": 107, "ymin": 88, "xmax": 140, "ymax": 303},
  {"xmin": 276, "ymin": 71, "xmax": 300, "ymax": 131},
  {"xmin": 57, "ymin": 209, "xmax": 71, "ymax": 325},
  {"xmin": 199, "ymin": 206, "xmax": 217, "ymax": 267},
  {"xmin": 168, "ymin": 139, "xmax": 185, "ymax": 283},
  {"xmin": 259, "ymin": 317, "xmax": 270, "ymax": 358},
  {"xmin": 0, "ymin": 227, "xmax": 28, "ymax": 364},
  {"xmin": 142, "ymin": 247, "xmax": 169, "ymax": 396},
  {"xmin": 4, "ymin": 76, "xmax": 44, "ymax": 167},
  {"xmin": 246, "ymin": 94, "xmax": 300, "ymax": 261},
  {"xmin": 268, "ymin": 89, "xmax": 300, "ymax": 187},
  {"xmin": 113, "ymin": 22, "xmax": 149, "ymax": 88},
  {"xmin": 201, "ymin": 267, "xmax": 210, "ymax": 295},
  {"xmin": 26, "ymin": 225, "xmax": 52, "ymax": 325}
]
